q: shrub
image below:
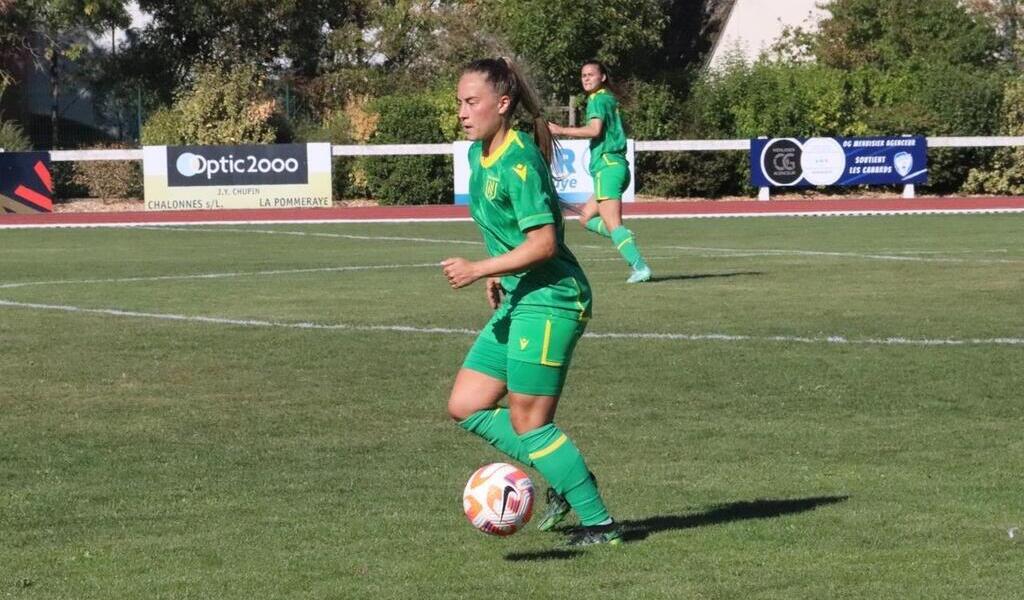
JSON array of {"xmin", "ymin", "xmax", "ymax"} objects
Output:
[
  {"xmin": 965, "ymin": 78, "xmax": 1024, "ymax": 194},
  {"xmin": 70, "ymin": 145, "xmax": 143, "ymax": 200},
  {"xmin": 0, "ymin": 119, "xmax": 31, "ymax": 151},
  {"xmin": 141, "ymin": 63, "xmax": 282, "ymax": 146},
  {"xmin": 293, "ymin": 111, "xmax": 358, "ymax": 201},
  {"xmin": 362, "ymin": 94, "xmax": 452, "ymax": 205}
]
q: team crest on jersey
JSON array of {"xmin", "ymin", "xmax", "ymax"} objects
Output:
[{"xmin": 484, "ymin": 176, "xmax": 500, "ymax": 200}]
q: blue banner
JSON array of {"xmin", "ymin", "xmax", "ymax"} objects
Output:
[{"xmin": 751, "ymin": 136, "xmax": 928, "ymax": 187}]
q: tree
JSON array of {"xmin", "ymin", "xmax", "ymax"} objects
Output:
[
  {"xmin": 965, "ymin": 0, "xmax": 1024, "ymax": 67},
  {"xmin": 480, "ymin": 0, "xmax": 667, "ymax": 99},
  {"xmin": 814, "ymin": 0, "xmax": 1003, "ymax": 71},
  {"xmin": 121, "ymin": 0, "xmax": 358, "ymax": 104},
  {"xmin": 14, "ymin": 0, "xmax": 131, "ymax": 148}
]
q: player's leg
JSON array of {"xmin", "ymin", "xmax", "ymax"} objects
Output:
[
  {"xmin": 578, "ymin": 195, "xmax": 610, "ymax": 238},
  {"xmin": 597, "ymin": 166, "xmax": 651, "ymax": 282},
  {"xmin": 450, "ymin": 306, "xmax": 533, "ymax": 465},
  {"xmin": 506, "ymin": 312, "xmax": 619, "ymax": 543}
]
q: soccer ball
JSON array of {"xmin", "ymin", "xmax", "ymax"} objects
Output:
[{"xmin": 462, "ymin": 462, "xmax": 534, "ymax": 536}]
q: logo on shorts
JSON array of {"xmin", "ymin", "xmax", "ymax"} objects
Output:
[{"xmin": 519, "ymin": 338, "xmax": 530, "ymax": 350}]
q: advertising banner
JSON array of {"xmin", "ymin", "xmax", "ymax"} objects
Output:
[
  {"xmin": 454, "ymin": 139, "xmax": 635, "ymax": 204},
  {"xmin": 0, "ymin": 152, "xmax": 53, "ymax": 214},
  {"xmin": 143, "ymin": 143, "xmax": 332, "ymax": 210},
  {"xmin": 751, "ymin": 136, "xmax": 928, "ymax": 188}
]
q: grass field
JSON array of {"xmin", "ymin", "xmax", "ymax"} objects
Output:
[{"xmin": 2, "ymin": 214, "xmax": 1022, "ymax": 599}]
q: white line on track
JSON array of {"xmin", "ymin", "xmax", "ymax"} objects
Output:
[
  {"xmin": 3, "ymin": 205, "xmax": 1024, "ymax": 230},
  {"xmin": 0, "ymin": 262, "xmax": 439, "ymax": 289},
  {"xmin": 2, "ymin": 299, "xmax": 1021, "ymax": 347},
  {"xmin": 138, "ymin": 226, "xmax": 484, "ymax": 245}
]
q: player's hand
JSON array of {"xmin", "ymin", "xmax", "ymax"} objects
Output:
[
  {"xmin": 485, "ymin": 277, "xmax": 504, "ymax": 309},
  {"xmin": 441, "ymin": 257, "xmax": 482, "ymax": 289},
  {"xmin": 547, "ymin": 122, "xmax": 563, "ymax": 136}
]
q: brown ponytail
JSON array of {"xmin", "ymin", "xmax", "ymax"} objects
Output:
[{"xmin": 462, "ymin": 57, "xmax": 556, "ymax": 167}]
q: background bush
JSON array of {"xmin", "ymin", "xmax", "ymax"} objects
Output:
[
  {"xmin": 0, "ymin": 119, "xmax": 31, "ymax": 151},
  {"xmin": 70, "ymin": 144, "xmax": 143, "ymax": 200},
  {"xmin": 363, "ymin": 94, "xmax": 452, "ymax": 205},
  {"xmin": 141, "ymin": 63, "xmax": 284, "ymax": 146}
]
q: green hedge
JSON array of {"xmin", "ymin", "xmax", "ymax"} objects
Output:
[{"xmin": 363, "ymin": 94, "xmax": 452, "ymax": 205}]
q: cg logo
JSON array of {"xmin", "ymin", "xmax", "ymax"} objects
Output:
[{"xmin": 759, "ymin": 138, "xmax": 803, "ymax": 186}]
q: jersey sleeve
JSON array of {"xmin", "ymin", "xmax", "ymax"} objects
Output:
[{"xmin": 505, "ymin": 160, "xmax": 556, "ymax": 232}]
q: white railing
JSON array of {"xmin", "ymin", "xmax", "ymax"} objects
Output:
[{"xmin": 45, "ymin": 136, "xmax": 1024, "ymax": 200}]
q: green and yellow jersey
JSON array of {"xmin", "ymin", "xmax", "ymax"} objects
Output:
[
  {"xmin": 584, "ymin": 88, "xmax": 627, "ymax": 174},
  {"xmin": 467, "ymin": 129, "xmax": 592, "ymax": 320}
]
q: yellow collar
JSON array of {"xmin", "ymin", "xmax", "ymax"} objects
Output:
[
  {"xmin": 481, "ymin": 129, "xmax": 521, "ymax": 169},
  {"xmin": 588, "ymin": 88, "xmax": 609, "ymax": 99}
]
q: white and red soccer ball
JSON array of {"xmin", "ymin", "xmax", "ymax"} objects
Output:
[{"xmin": 462, "ymin": 462, "xmax": 534, "ymax": 536}]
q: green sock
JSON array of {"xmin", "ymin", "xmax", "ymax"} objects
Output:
[
  {"xmin": 519, "ymin": 423, "xmax": 610, "ymax": 526},
  {"xmin": 584, "ymin": 216, "xmax": 611, "ymax": 238},
  {"xmin": 458, "ymin": 408, "xmax": 532, "ymax": 466},
  {"xmin": 611, "ymin": 226, "xmax": 648, "ymax": 270}
]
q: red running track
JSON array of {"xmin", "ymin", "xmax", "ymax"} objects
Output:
[{"xmin": 1, "ymin": 197, "xmax": 1023, "ymax": 228}]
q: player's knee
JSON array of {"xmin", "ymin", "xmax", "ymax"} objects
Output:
[{"xmin": 447, "ymin": 396, "xmax": 473, "ymax": 422}]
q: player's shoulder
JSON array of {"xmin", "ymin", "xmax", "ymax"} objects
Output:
[{"xmin": 501, "ymin": 131, "xmax": 546, "ymax": 172}]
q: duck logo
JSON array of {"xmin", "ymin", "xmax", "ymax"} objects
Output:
[
  {"xmin": 893, "ymin": 152, "xmax": 914, "ymax": 178},
  {"xmin": 0, "ymin": 152, "xmax": 53, "ymax": 213}
]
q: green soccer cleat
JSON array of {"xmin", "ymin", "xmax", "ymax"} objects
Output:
[
  {"xmin": 626, "ymin": 265, "xmax": 652, "ymax": 283},
  {"xmin": 537, "ymin": 487, "xmax": 572, "ymax": 532},
  {"xmin": 565, "ymin": 521, "xmax": 623, "ymax": 547}
]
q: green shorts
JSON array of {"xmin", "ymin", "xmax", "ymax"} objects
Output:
[
  {"xmin": 593, "ymin": 156, "xmax": 631, "ymax": 201},
  {"xmin": 462, "ymin": 303, "xmax": 587, "ymax": 396}
]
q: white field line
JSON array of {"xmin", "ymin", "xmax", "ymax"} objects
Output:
[
  {"xmin": 662, "ymin": 245, "xmax": 1024, "ymax": 265},
  {"xmin": 1, "ymin": 299, "xmax": 1022, "ymax": 347},
  {"xmin": 134, "ymin": 227, "xmax": 1024, "ymax": 264},
  {"xmin": 3, "ymin": 205, "xmax": 1024, "ymax": 230},
  {"xmin": 0, "ymin": 262, "xmax": 439, "ymax": 290}
]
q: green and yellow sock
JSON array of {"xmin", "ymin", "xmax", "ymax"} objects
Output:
[
  {"xmin": 611, "ymin": 226, "xmax": 648, "ymax": 270},
  {"xmin": 458, "ymin": 408, "xmax": 532, "ymax": 466},
  {"xmin": 584, "ymin": 216, "xmax": 611, "ymax": 239},
  {"xmin": 519, "ymin": 423, "xmax": 610, "ymax": 526}
]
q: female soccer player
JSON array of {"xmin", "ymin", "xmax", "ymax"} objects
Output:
[
  {"xmin": 442, "ymin": 57, "xmax": 621, "ymax": 546},
  {"xmin": 548, "ymin": 60, "xmax": 652, "ymax": 283}
]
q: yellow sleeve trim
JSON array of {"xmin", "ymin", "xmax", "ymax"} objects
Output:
[
  {"xmin": 513, "ymin": 164, "xmax": 528, "ymax": 181},
  {"xmin": 528, "ymin": 433, "xmax": 568, "ymax": 460}
]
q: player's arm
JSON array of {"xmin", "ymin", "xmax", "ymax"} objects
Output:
[
  {"xmin": 548, "ymin": 118, "xmax": 602, "ymax": 139},
  {"xmin": 442, "ymin": 225, "xmax": 557, "ymax": 289}
]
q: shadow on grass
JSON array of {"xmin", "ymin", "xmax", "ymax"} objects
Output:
[
  {"xmin": 504, "ymin": 549, "xmax": 585, "ymax": 562},
  {"xmin": 647, "ymin": 271, "xmax": 765, "ymax": 283},
  {"xmin": 503, "ymin": 495, "xmax": 848, "ymax": 559},
  {"xmin": 618, "ymin": 495, "xmax": 849, "ymax": 543}
]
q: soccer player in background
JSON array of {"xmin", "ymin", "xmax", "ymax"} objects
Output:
[
  {"xmin": 442, "ymin": 57, "xmax": 621, "ymax": 546},
  {"xmin": 549, "ymin": 60, "xmax": 652, "ymax": 283}
]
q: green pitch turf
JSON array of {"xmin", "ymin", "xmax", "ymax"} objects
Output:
[{"xmin": 1, "ymin": 215, "xmax": 1022, "ymax": 599}]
